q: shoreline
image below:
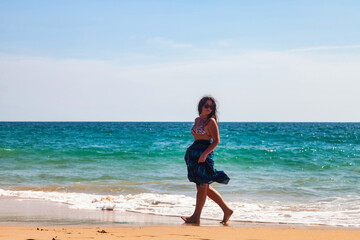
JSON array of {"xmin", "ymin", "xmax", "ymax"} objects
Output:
[
  {"xmin": 1, "ymin": 196, "xmax": 359, "ymax": 230},
  {"xmin": 1, "ymin": 196, "xmax": 360, "ymax": 240}
]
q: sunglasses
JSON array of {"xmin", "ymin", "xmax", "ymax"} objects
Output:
[{"xmin": 203, "ymin": 104, "xmax": 214, "ymax": 110}]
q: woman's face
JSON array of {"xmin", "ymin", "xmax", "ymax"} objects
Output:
[{"xmin": 202, "ymin": 100, "xmax": 214, "ymax": 115}]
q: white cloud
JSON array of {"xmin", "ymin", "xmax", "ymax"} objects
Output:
[
  {"xmin": 147, "ymin": 37, "xmax": 193, "ymax": 49},
  {"xmin": 288, "ymin": 44, "xmax": 360, "ymax": 52},
  {"xmin": 1, "ymin": 50, "xmax": 360, "ymax": 121},
  {"xmin": 215, "ymin": 39, "xmax": 233, "ymax": 47}
]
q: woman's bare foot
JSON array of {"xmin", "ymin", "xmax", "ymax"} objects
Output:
[
  {"xmin": 181, "ymin": 216, "xmax": 200, "ymax": 224},
  {"xmin": 220, "ymin": 209, "xmax": 233, "ymax": 224}
]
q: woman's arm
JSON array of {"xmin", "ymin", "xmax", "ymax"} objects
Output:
[{"xmin": 198, "ymin": 118, "xmax": 220, "ymax": 162}]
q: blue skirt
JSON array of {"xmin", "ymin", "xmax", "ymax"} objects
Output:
[{"xmin": 184, "ymin": 139, "xmax": 230, "ymax": 185}]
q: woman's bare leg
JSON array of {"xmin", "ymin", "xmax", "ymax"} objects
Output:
[
  {"xmin": 181, "ymin": 183, "xmax": 208, "ymax": 224},
  {"xmin": 207, "ymin": 185, "xmax": 233, "ymax": 224}
]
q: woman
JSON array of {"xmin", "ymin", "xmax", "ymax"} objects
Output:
[{"xmin": 182, "ymin": 96, "xmax": 233, "ymax": 225}]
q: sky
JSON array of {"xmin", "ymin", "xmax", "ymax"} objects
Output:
[{"xmin": 1, "ymin": 0, "xmax": 360, "ymax": 122}]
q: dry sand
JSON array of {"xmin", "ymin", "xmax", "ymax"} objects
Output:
[{"xmin": 1, "ymin": 225, "xmax": 360, "ymax": 240}]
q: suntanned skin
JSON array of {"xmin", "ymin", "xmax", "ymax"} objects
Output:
[{"xmin": 182, "ymin": 100, "xmax": 233, "ymax": 225}]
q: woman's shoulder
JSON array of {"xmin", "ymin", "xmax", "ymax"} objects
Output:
[
  {"xmin": 205, "ymin": 117, "xmax": 217, "ymax": 127},
  {"xmin": 208, "ymin": 117, "xmax": 216, "ymax": 123}
]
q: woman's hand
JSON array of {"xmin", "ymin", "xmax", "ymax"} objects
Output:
[{"xmin": 198, "ymin": 153, "xmax": 207, "ymax": 163}]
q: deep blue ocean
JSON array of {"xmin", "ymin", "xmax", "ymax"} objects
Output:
[{"xmin": 1, "ymin": 122, "xmax": 359, "ymax": 227}]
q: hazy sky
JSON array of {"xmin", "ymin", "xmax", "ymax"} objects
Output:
[{"xmin": 1, "ymin": 0, "xmax": 359, "ymax": 121}]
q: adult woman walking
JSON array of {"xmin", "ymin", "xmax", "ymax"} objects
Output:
[{"xmin": 182, "ymin": 96, "xmax": 233, "ymax": 225}]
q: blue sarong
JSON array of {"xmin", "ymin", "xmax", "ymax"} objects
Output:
[{"xmin": 184, "ymin": 139, "xmax": 230, "ymax": 185}]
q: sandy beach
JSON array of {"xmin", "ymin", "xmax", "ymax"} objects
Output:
[
  {"xmin": 1, "ymin": 225, "xmax": 360, "ymax": 240},
  {"xmin": 1, "ymin": 196, "xmax": 360, "ymax": 240}
]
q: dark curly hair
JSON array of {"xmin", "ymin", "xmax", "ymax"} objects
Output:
[{"xmin": 197, "ymin": 95, "xmax": 218, "ymax": 125}]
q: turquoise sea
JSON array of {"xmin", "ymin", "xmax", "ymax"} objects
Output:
[{"xmin": 0, "ymin": 122, "xmax": 359, "ymax": 227}]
